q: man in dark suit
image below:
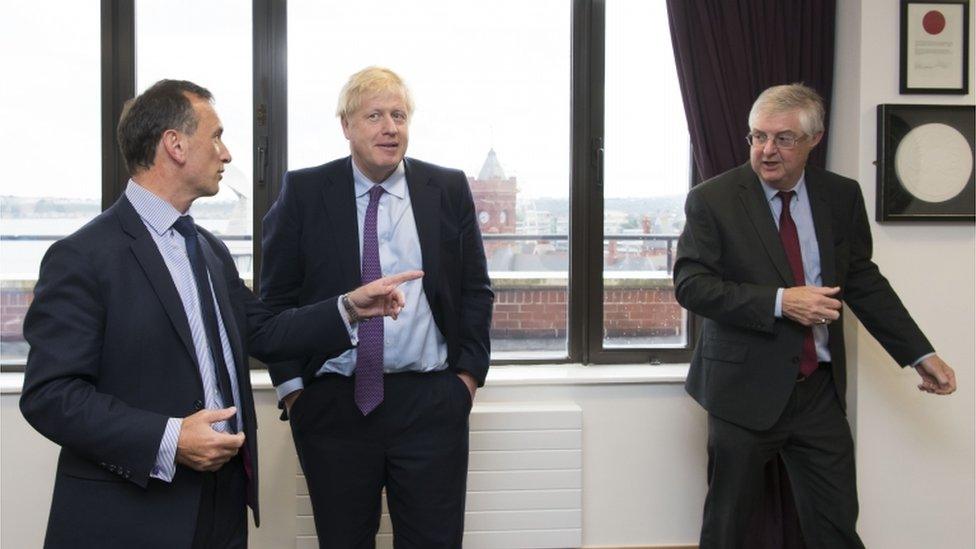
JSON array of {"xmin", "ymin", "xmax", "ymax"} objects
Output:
[
  {"xmin": 674, "ymin": 83, "xmax": 957, "ymax": 548},
  {"xmin": 261, "ymin": 66, "xmax": 493, "ymax": 548},
  {"xmin": 19, "ymin": 79, "xmax": 420, "ymax": 549}
]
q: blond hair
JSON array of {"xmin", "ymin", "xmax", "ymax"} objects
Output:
[
  {"xmin": 336, "ymin": 66, "xmax": 414, "ymax": 121},
  {"xmin": 748, "ymin": 83, "xmax": 825, "ymax": 136}
]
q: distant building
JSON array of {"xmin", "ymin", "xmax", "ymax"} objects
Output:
[{"xmin": 468, "ymin": 148, "xmax": 517, "ymax": 235}]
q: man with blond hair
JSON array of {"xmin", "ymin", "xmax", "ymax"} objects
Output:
[
  {"xmin": 674, "ymin": 83, "xmax": 956, "ymax": 548},
  {"xmin": 261, "ymin": 66, "xmax": 493, "ymax": 547}
]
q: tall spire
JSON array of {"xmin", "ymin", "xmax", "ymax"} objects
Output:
[{"xmin": 478, "ymin": 148, "xmax": 507, "ymax": 180}]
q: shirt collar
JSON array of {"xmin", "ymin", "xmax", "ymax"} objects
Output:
[
  {"xmin": 352, "ymin": 160, "xmax": 406, "ymax": 200},
  {"xmin": 125, "ymin": 179, "xmax": 184, "ymax": 236},
  {"xmin": 760, "ymin": 171, "xmax": 807, "ymax": 205}
]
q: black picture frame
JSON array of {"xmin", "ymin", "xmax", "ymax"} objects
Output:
[
  {"xmin": 900, "ymin": 0, "xmax": 970, "ymax": 94},
  {"xmin": 877, "ymin": 104, "xmax": 975, "ymax": 222}
]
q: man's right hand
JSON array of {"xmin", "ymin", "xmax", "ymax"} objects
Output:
[
  {"xmin": 283, "ymin": 389, "xmax": 303, "ymax": 415},
  {"xmin": 782, "ymin": 286, "xmax": 842, "ymax": 327},
  {"xmin": 347, "ymin": 270, "xmax": 424, "ymax": 320},
  {"xmin": 175, "ymin": 407, "xmax": 245, "ymax": 472}
]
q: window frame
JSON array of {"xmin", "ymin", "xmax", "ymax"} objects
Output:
[{"xmin": 90, "ymin": 0, "xmax": 696, "ymax": 370}]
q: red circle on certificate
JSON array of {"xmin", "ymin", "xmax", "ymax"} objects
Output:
[{"xmin": 922, "ymin": 10, "xmax": 946, "ymax": 34}]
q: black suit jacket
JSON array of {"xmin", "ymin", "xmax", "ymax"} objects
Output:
[
  {"xmin": 260, "ymin": 156, "xmax": 493, "ymax": 391},
  {"xmin": 20, "ymin": 196, "xmax": 353, "ymax": 548},
  {"xmin": 674, "ymin": 163, "xmax": 933, "ymax": 430}
]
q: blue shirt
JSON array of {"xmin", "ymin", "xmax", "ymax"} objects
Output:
[
  {"xmin": 275, "ymin": 161, "xmax": 448, "ymax": 401},
  {"xmin": 126, "ymin": 181, "xmax": 242, "ymax": 482}
]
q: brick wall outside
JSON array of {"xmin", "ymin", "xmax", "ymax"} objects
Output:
[{"xmin": 0, "ymin": 278, "xmax": 682, "ymax": 347}]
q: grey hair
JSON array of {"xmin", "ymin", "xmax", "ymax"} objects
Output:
[{"xmin": 748, "ymin": 83, "xmax": 825, "ymax": 136}]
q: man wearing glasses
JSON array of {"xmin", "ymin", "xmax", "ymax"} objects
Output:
[{"xmin": 674, "ymin": 83, "xmax": 956, "ymax": 548}]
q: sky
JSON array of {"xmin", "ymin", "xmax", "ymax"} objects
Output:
[{"xmin": 1, "ymin": 0, "xmax": 689, "ymax": 202}]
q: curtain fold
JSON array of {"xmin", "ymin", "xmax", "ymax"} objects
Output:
[
  {"xmin": 667, "ymin": 0, "xmax": 835, "ymax": 180},
  {"xmin": 666, "ymin": 1, "xmax": 837, "ymax": 547}
]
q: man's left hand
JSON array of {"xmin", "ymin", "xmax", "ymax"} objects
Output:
[
  {"xmin": 457, "ymin": 371, "xmax": 477, "ymax": 403},
  {"xmin": 914, "ymin": 354, "xmax": 956, "ymax": 395}
]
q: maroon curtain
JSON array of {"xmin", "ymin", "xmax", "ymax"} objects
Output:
[
  {"xmin": 666, "ymin": 1, "xmax": 836, "ymax": 547},
  {"xmin": 667, "ymin": 0, "xmax": 835, "ymax": 180}
]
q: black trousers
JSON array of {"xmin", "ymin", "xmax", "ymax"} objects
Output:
[
  {"xmin": 700, "ymin": 367, "xmax": 865, "ymax": 549},
  {"xmin": 191, "ymin": 454, "xmax": 248, "ymax": 549},
  {"xmin": 289, "ymin": 369, "xmax": 472, "ymax": 549}
]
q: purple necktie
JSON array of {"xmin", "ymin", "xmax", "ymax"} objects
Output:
[
  {"xmin": 355, "ymin": 185, "xmax": 386, "ymax": 414},
  {"xmin": 777, "ymin": 191, "xmax": 818, "ymax": 379}
]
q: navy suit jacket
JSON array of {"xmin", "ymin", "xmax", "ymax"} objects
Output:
[
  {"xmin": 260, "ymin": 156, "xmax": 493, "ymax": 391},
  {"xmin": 674, "ymin": 163, "xmax": 933, "ymax": 430},
  {"xmin": 20, "ymin": 196, "xmax": 352, "ymax": 548}
]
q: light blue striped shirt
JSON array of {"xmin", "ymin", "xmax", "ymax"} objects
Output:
[
  {"xmin": 126, "ymin": 181, "xmax": 242, "ymax": 482},
  {"xmin": 275, "ymin": 161, "xmax": 448, "ymax": 401}
]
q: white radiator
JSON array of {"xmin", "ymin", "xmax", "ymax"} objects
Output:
[{"xmin": 296, "ymin": 402, "xmax": 583, "ymax": 548}]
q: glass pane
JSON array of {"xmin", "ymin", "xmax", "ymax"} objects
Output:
[
  {"xmin": 289, "ymin": 0, "xmax": 572, "ymax": 360},
  {"xmin": 136, "ymin": 0, "xmax": 254, "ymax": 281},
  {"xmin": 0, "ymin": 1, "xmax": 101, "ymax": 366},
  {"xmin": 603, "ymin": 0, "xmax": 690, "ymax": 349}
]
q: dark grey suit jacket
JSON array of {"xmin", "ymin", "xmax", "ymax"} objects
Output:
[{"xmin": 674, "ymin": 163, "xmax": 933, "ymax": 430}]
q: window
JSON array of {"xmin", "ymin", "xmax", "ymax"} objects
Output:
[
  {"xmin": 601, "ymin": 0, "xmax": 690, "ymax": 351},
  {"xmin": 1, "ymin": 0, "xmax": 694, "ymax": 370},
  {"xmin": 135, "ymin": 0, "xmax": 255, "ymax": 281},
  {"xmin": 288, "ymin": 0, "xmax": 573, "ymax": 360},
  {"xmin": 0, "ymin": 0, "xmax": 101, "ymax": 365}
]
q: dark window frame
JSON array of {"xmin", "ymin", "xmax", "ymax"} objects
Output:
[{"xmin": 91, "ymin": 0, "xmax": 695, "ymax": 370}]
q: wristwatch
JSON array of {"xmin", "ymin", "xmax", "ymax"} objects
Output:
[{"xmin": 341, "ymin": 293, "xmax": 360, "ymax": 323}]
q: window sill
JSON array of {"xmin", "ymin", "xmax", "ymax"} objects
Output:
[{"xmin": 1, "ymin": 363, "xmax": 689, "ymax": 395}]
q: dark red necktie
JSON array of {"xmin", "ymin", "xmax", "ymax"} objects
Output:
[{"xmin": 777, "ymin": 191, "xmax": 818, "ymax": 378}]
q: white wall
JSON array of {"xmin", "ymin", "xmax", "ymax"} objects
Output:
[
  {"xmin": 829, "ymin": 0, "xmax": 976, "ymax": 548},
  {"xmin": 2, "ymin": 1, "xmax": 974, "ymax": 547},
  {"xmin": 1, "ymin": 377, "xmax": 708, "ymax": 549}
]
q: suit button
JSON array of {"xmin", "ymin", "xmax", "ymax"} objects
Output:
[
  {"xmin": 194, "ymin": 399, "xmax": 204, "ymax": 410},
  {"xmin": 792, "ymin": 356, "xmax": 800, "ymax": 364}
]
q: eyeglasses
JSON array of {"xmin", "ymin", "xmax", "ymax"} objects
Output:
[{"xmin": 746, "ymin": 132, "xmax": 806, "ymax": 149}]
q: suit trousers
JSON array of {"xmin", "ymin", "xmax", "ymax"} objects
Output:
[
  {"xmin": 191, "ymin": 454, "xmax": 248, "ymax": 549},
  {"xmin": 289, "ymin": 369, "xmax": 471, "ymax": 549},
  {"xmin": 700, "ymin": 367, "xmax": 864, "ymax": 549}
]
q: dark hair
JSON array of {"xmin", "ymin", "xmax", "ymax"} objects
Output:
[{"xmin": 116, "ymin": 79, "xmax": 213, "ymax": 174}]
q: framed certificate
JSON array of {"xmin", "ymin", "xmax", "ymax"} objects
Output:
[
  {"xmin": 900, "ymin": 0, "xmax": 970, "ymax": 94},
  {"xmin": 876, "ymin": 104, "xmax": 975, "ymax": 222}
]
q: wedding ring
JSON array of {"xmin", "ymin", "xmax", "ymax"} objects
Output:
[{"xmin": 818, "ymin": 318, "xmax": 828, "ymax": 325}]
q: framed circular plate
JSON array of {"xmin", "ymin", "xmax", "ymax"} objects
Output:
[{"xmin": 876, "ymin": 104, "xmax": 975, "ymax": 221}]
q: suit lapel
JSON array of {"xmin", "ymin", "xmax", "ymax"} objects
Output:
[
  {"xmin": 116, "ymin": 198, "xmax": 201, "ymax": 373},
  {"xmin": 198, "ymin": 236, "xmax": 246, "ymax": 375},
  {"xmin": 322, "ymin": 158, "xmax": 362, "ymax": 287},
  {"xmin": 198, "ymin": 234, "xmax": 255, "ymax": 429},
  {"xmin": 404, "ymin": 159, "xmax": 441, "ymax": 301},
  {"xmin": 736, "ymin": 167, "xmax": 794, "ymax": 285},
  {"xmin": 805, "ymin": 171, "xmax": 837, "ymax": 287}
]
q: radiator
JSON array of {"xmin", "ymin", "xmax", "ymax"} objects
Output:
[{"xmin": 296, "ymin": 402, "xmax": 583, "ymax": 548}]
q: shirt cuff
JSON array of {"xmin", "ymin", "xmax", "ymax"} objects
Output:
[
  {"xmin": 275, "ymin": 377, "xmax": 305, "ymax": 403},
  {"xmin": 909, "ymin": 352, "xmax": 937, "ymax": 368},
  {"xmin": 150, "ymin": 417, "xmax": 182, "ymax": 483},
  {"xmin": 337, "ymin": 295, "xmax": 359, "ymax": 345},
  {"xmin": 774, "ymin": 288, "xmax": 784, "ymax": 318}
]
